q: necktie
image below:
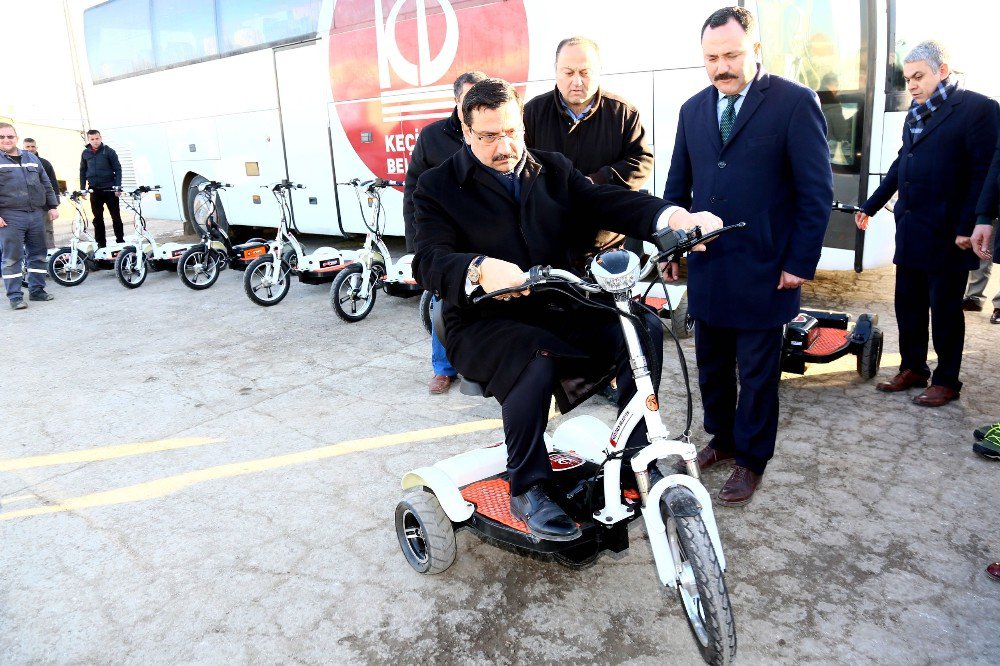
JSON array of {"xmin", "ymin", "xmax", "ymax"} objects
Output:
[{"xmin": 720, "ymin": 94, "xmax": 738, "ymax": 143}]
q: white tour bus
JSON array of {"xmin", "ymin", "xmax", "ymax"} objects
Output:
[{"xmin": 73, "ymin": 0, "xmax": 999, "ymax": 272}]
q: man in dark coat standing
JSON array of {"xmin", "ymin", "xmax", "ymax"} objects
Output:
[
  {"xmin": 662, "ymin": 7, "xmax": 833, "ymax": 506},
  {"xmin": 413, "ymin": 78, "xmax": 716, "ymax": 541},
  {"xmin": 22, "ymin": 138, "xmax": 60, "ymax": 247},
  {"xmin": 856, "ymin": 40, "xmax": 999, "ymax": 407},
  {"xmin": 403, "ymin": 70, "xmax": 487, "ymax": 395},
  {"xmin": 79, "ymin": 129, "xmax": 124, "ymax": 248}
]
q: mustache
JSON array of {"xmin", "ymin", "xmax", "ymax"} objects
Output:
[
  {"xmin": 493, "ymin": 153, "xmax": 517, "ymax": 162},
  {"xmin": 714, "ymin": 73, "xmax": 739, "ymax": 81}
]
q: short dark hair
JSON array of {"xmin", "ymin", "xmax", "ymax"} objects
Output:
[
  {"xmin": 701, "ymin": 6, "xmax": 755, "ymax": 38},
  {"xmin": 461, "ymin": 78, "xmax": 522, "ymax": 128},
  {"xmin": 555, "ymin": 36, "xmax": 600, "ymax": 64},
  {"xmin": 23, "ymin": 137, "xmax": 35, "ymax": 143},
  {"xmin": 453, "ymin": 71, "xmax": 488, "ymax": 100},
  {"xmin": 86, "ymin": 129, "xmax": 101, "ymax": 136}
]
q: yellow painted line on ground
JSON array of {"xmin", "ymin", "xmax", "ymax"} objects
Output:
[
  {"xmin": 0, "ymin": 419, "xmax": 502, "ymax": 521},
  {"xmin": 0, "ymin": 437, "xmax": 224, "ymax": 472}
]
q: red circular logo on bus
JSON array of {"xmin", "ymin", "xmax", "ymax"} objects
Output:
[{"xmin": 328, "ymin": 0, "xmax": 529, "ymax": 183}]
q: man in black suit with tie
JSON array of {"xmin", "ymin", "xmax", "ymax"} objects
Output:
[
  {"xmin": 856, "ymin": 41, "xmax": 999, "ymax": 407},
  {"xmin": 662, "ymin": 6, "xmax": 833, "ymax": 506}
]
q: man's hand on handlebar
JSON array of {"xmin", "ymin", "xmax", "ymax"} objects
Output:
[
  {"xmin": 661, "ymin": 261, "xmax": 680, "ymax": 282},
  {"xmin": 669, "ymin": 210, "xmax": 724, "ymax": 252},
  {"xmin": 480, "ymin": 258, "xmax": 530, "ymax": 299}
]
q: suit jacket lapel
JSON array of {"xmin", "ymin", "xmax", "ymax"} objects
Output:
[
  {"xmin": 520, "ymin": 153, "xmax": 542, "ymax": 205},
  {"xmin": 911, "ymin": 90, "xmax": 961, "ymax": 146},
  {"xmin": 724, "ymin": 69, "xmax": 770, "ymax": 151}
]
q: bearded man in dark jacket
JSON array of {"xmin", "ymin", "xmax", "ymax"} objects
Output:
[{"xmin": 412, "ymin": 78, "xmax": 719, "ymax": 541}]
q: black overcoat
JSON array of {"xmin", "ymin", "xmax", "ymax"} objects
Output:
[
  {"xmin": 862, "ymin": 87, "xmax": 999, "ymax": 272},
  {"xmin": 412, "ymin": 147, "xmax": 666, "ymax": 411}
]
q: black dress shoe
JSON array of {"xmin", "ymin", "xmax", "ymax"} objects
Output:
[
  {"xmin": 510, "ymin": 484, "xmax": 581, "ymax": 542},
  {"xmin": 962, "ymin": 297, "xmax": 983, "ymax": 312}
]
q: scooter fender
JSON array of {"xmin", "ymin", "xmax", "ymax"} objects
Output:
[
  {"xmin": 643, "ymin": 475, "xmax": 727, "ymax": 588},
  {"xmin": 401, "ymin": 466, "xmax": 475, "ymax": 522},
  {"xmin": 549, "ymin": 415, "xmax": 612, "ymax": 464}
]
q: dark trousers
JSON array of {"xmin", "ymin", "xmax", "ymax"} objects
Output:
[
  {"xmin": 501, "ymin": 309, "xmax": 663, "ymax": 496},
  {"xmin": 694, "ymin": 321, "xmax": 784, "ymax": 475},
  {"xmin": 90, "ymin": 189, "xmax": 124, "ymax": 247},
  {"xmin": 894, "ymin": 264, "xmax": 969, "ymax": 391},
  {"xmin": 0, "ymin": 209, "xmax": 48, "ymax": 300}
]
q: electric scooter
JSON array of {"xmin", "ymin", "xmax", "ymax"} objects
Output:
[
  {"xmin": 330, "ymin": 177, "xmax": 421, "ymax": 322},
  {"xmin": 114, "ymin": 186, "xmax": 196, "ymax": 289},
  {"xmin": 46, "ymin": 189, "xmax": 128, "ymax": 286},
  {"xmin": 395, "ymin": 223, "xmax": 744, "ymax": 665},
  {"xmin": 242, "ymin": 180, "xmax": 356, "ymax": 306},
  {"xmin": 176, "ymin": 181, "xmax": 269, "ymax": 290}
]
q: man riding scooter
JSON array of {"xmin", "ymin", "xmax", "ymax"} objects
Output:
[{"xmin": 411, "ymin": 78, "xmax": 721, "ymax": 540}]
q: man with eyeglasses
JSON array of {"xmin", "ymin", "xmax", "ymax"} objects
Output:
[
  {"xmin": 412, "ymin": 78, "xmax": 720, "ymax": 541},
  {"xmin": 22, "ymin": 138, "xmax": 60, "ymax": 248},
  {"xmin": 0, "ymin": 123, "xmax": 58, "ymax": 310}
]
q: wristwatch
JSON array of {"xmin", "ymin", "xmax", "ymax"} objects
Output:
[{"xmin": 467, "ymin": 255, "xmax": 486, "ymax": 285}]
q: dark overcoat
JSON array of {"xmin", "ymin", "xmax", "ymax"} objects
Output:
[
  {"xmin": 862, "ymin": 86, "xmax": 999, "ymax": 272},
  {"xmin": 412, "ymin": 147, "xmax": 666, "ymax": 411},
  {"xmin": 663, "ymin": 68, "xmax": 833, "ymax": 329},
  {"xmin": 402, "ymin": 107, "xmax": 464, "ymax": 251}
]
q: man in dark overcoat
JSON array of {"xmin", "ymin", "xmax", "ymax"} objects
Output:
[
  {"xmin": 661, "ymin": 7, "xmax": 833, "ymax": 506},
  {"xmin": 412, "ymin": 78, "xmax": 717, "ymax": 541},
  {"xmin": 856, "ymin": 40, "xmax": 999, "ymax": 407}
]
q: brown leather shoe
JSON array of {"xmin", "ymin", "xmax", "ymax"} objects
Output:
[
  {"xmin": 673, "ymin": 446, "xmax": 734, "ymax": 474},
  {"xmin": 876, "ymin": 369, "xmax": 929, "ymax": 392},
  {"xmin": 962, "ymin": 297, "xmax": 983, "ymax": 312},
  {"xmin": 987, "ymin": 562, "xmax": 1000, "ymax": 582},
  {"xmin": 428, "ymin": 374, "xmax": 456, "ymax": 394},
  {"xmin": 991, "ymin": 308, "xmax": 1000, "ymax": 324},
  {"xmin": 718, "ymin": 465, "xmax": 762, "ymax": 506},
  {"xmin": 912, "ymin": 384, "xmax": 959, "ymax": 407}
]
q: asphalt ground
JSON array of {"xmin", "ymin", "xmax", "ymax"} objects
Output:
[{"xmin": 1, "ymin": 217, "xmax": 998, "ymax": 664}]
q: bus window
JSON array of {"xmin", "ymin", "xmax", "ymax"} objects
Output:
[
  {"xmin": 756, "ymin": 0, "xmax": 866, "ymax": 172},
  {"xmin": 217, "ymin": 0, "xmax": 321, "ymax": 54},
  {"xmin": 152, "ymin": 0, "xmax": 218, "ymax": 67},
  {"xmin": 84, "ymin": 0, "xmax": 154, "ymax": 81}
]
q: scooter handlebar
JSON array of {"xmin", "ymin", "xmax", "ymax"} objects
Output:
[
  {"xmin": 652, "ymin": 221, "xmax": 745, "ymax": 264},
  {"xmin": 832, "ymin": 200, "xmax": 863, "ymax": 213},
  {"xmin": 472, "ymin": 266, "xmax": 601, "ymax": 304}
]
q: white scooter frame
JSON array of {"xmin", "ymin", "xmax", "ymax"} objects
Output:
[
  {"xmin": 47, "ymin": 189, "xmax": 129, "ymax": 286},
  {"xmin": 114, "ymin": 185, "xmax": 195, "ymax": 289}
]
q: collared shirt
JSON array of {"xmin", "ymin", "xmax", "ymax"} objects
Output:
[
  {"xmin": 716, "ymin": 79, "xmax": 753, "ymax": 126},
  {"xmin": 558, "ymin": 94, "xmax": 594, "ymax": 123}
]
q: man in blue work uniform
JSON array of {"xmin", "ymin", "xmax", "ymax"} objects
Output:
[{"xmin": 0, "ymin": 122, "xmax": 58, "ymax": 310}]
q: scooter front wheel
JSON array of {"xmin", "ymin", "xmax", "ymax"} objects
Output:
[
  {"xmin": 115, "ymin": 247, "xmax": 147, "ymax": 289},
  {"xmin": 395, "ymin": 489, "xmax": 456, "ymax": 575},
  {"xmin": 667, "ymin": 510, "xmax": 737, "ymax": 665},
  {"xmin": 47, "ymin": 248, "xmax": 89, "ymax": 287},
  {"xmin": 331, "ymin": 263, "xmax": 378, "ymax": 322},
  {"xmin": 418, "ymin": 289, "xmax": 433, "ymax": 335},
  {"xmin": 178, "ymin": 246, "xmax": 221, "ymax": 290},
  {"xmin": 244, "ymin": 256, "xmax": 290, "ymax": 306}
]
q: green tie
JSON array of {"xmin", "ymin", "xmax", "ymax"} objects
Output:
[{"xmin": 720, "ymin": 94, "xmax": 739, "ymax": 143}]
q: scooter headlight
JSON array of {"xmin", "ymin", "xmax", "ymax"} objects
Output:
[{"xmin": 590, "ymin": 249, "xmax": 640, "ymax": 294}]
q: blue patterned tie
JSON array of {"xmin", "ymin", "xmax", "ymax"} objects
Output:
[{"xmin": 720, "ymin": 94, "xmax": 739, "ymax": 143}]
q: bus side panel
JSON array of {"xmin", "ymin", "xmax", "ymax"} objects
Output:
[{"xmin": 100, "ymin": 125, "xmax": 181, "ymax": 222}]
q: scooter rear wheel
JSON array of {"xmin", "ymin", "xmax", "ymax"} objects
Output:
[
  {"xmin": 857, "ymin": 327, "xmax": 883, "ymax": 379},
  {"xmin": 47, "ymin": 248, "xmax": 89, "ymax": 287},
  {"xmin": 668, "ymin": 511, "xmax": 737, "ymax": 665},
  {"xmin": 395, "ymin": 489, "xmax": 456, "ymax": 574},
  {"xmin": 115, "ymin": 247, "xmax": 147, "ymax": 289}
]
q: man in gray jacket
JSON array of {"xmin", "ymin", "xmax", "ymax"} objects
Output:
[{"xmin": 0, "ymin": 122, "xmax": 58, "ymax": 310}]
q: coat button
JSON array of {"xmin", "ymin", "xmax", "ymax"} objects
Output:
[
  {"xmin": 907, "ymin": 153, "xmax": 913, "ymax": 158},
  {"xmin": 717, "ymin": 161, "xmax": 727, "ymax": 169},
  {"xmin": 710, "ymin": 196, "xmax": 717, "ymax": 203}
]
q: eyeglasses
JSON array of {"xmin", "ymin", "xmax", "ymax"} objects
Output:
[
  {"xmin": 468, "ymin": 127, "xmax": 524, "ymax": 145},
  {"xmin": 0, "ymin": 135, "xmax": 16, "ymax": 139}
]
